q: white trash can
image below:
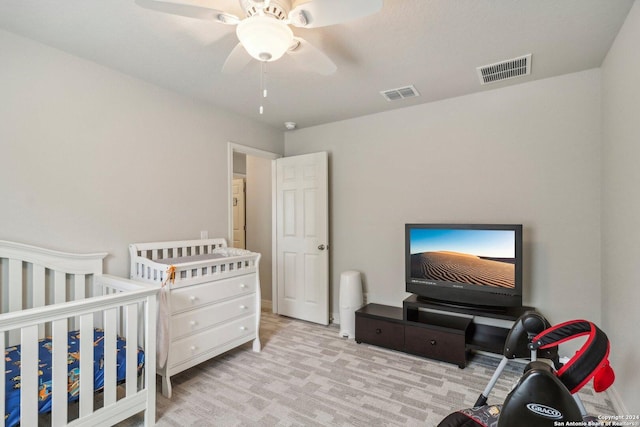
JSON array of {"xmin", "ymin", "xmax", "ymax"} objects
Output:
[{"xmin": 339, "ymin": 270, "xmax": 364, "ymax": 338}]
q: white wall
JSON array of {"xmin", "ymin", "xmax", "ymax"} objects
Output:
[
  {"xmin": 602, "ymin": 0, "xmax": 640, "ymax": 415},
  {"xmin": 0, "ymin": 29, "xmax": 284, "ymax": 277},
  {"xmin": 285, "ymin": 69, "xmax": 602, "ymax": 330}
]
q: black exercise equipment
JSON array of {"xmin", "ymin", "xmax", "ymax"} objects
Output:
[{"xmin": 438, "ymin": 313, "xmax": 615, "ymax": 427}]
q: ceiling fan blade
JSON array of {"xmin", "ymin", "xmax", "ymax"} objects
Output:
[
  {"xmin": 135, "ymin": 0, "xmax": 240, "ymax": 24},
  {"xmin": 222, "ymin": 43, "xmax": 253, "ymax": 74},
  {"xmin": 288, "ymin": 0, "xmax": 383, "ymax": 28},
  {"xmin": 286, "ymin": 37, "xmax": 337, "ymax": 75}
]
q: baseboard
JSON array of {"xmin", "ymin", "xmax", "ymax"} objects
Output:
[{"xmin": 606, "ymin": 385, "xmax": 628, "ymax": 415}]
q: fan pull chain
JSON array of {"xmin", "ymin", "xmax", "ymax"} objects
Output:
[{"xmin": 259, "ymin": 61, "xmax": 268, "ymax": 115}]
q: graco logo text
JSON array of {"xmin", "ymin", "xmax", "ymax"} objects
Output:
[{"xmin": 526, "ymin": 403, "xmax": 563, "ymax": 419}]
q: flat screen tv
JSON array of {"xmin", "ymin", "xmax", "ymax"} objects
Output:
[{"xmin": 406, "ymin": 224, "xmax": 523, "ymax": 310}]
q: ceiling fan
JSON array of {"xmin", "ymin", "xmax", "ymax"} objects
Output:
[{"xmin": 135, "ymin": 0, "xmax": 384, "ymax": 75}]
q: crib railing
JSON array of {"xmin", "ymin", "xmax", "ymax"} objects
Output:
[
  {"xmin": 131, "ymin": 254, "xmax": 259, "ymax": 286},
  {"xmin": 129, "ymin": 238, "xmax": 259, "ymax": 287},
  {"xmin": 129, "ymin": 238, "xmax": 227, "ymax": 263}
]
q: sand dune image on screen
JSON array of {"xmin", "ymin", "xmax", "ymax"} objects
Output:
[{"xmin": 411, "ymin": 251, "xmax": 515, "ymax": 288}]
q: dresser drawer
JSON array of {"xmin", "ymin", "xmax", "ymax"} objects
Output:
[
  {"xmin": 170, "ymin": 275, "xmax": 256, "ymax": 313},
  {"xmin": 355, "ymin": 316, "xmax": 404, "ymax": 351},
  {"xmin": 171, "ymin": 294, "xmax": 255, "ymax": 339},
  {"xmin": 404, "ymin": 324, "xmax": 467, "ymax": 368},
  {"xmin": 169, "ymin": 315, "xmax": 257, "ymax": 368}
]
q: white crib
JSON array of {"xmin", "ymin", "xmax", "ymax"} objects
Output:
[
  {"xmin": 0, "ymin": 240, "xmax": 158, "ymax": 427},
  {"xmin": 129, "ymin": 238, "xmax": 260, "ymax": 398}
]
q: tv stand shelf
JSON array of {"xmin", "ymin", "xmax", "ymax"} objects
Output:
[
  {"xmin": 404, "ymin": 295, "xmax": 533, "ymax": 321},
  {"xmin": 355, "ymin": 296, "xmax": 535, "ymax": 368}
]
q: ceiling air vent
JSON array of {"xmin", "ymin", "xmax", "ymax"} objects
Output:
[
  {"xmin": 477, "ymin": 54, "xmax": 532, "ymax": 85},
  {"xmin": 380, "ymin": 85, "xmax": 420, "ymax": 101}
]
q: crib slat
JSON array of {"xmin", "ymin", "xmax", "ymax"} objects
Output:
[
  {"xmin": 8, "ymin": 259, "xmax": 22, "ymax": 344},
  {"xmin": 103, "ymin": 308, "xmax": 118, "ymax": 407},
  {"xmin": 125, "ymin": 303, "xmax": 138, "ymax": 397},
  {"xmin": 54, "ymin": 270, "xmax": 66, "ymax": 304},
  {"xmin": 51, "ymin": 318, "xmax": 69, "ymax": 426},
  {"xmin": 20, "ymin": 325, "xmax": 39, "ymax": 427},
  {"xmin": 79, "ymin": 313, "xmax": 94, "ymax": 418}
]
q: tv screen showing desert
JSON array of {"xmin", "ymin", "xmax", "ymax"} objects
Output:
[{"xmin": 410, "ymin": 229, "xmax": 516, "ymax": 289}]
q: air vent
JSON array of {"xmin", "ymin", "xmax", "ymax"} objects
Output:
[
  {"xmin": 477, "ymin": 54, "xmax": 532, "ymax": 85},
  {"xmin": 380, "ymin": 85, "xmax": 420, "ymax": 102}
]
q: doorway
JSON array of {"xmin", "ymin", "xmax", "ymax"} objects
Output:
[
  {"xmin": 228, "ymin": 143, "xmax": 280, "ymax": 311},
  {"xmin": 228, "ymin": 144, "xmax": 330, "ymax": 324}
]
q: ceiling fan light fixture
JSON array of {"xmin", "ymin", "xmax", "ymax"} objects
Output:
[{"xmin": 236, "ymin": 15, "xmax": 294, "ymax": 62}]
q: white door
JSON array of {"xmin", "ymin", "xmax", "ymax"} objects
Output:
[
  {"xmin": 232, "ymin": 178, "xmax": 246, "ymax": 249},
  {"xmin": 275, "ymin": 152, "xmax": 329, "ymax": 325}
]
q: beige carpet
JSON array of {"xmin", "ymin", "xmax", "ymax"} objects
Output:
[{"xmin": 122, "ymin": 310, "xmax": 615, "ymax": 426}]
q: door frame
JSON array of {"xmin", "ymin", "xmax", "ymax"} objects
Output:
[{"xmin": 227, "ymin": 142, "xmax": 281, "ymax": 310}]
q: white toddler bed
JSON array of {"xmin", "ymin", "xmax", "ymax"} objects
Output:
[
  {"xmin": 129, "ymin": 238, "xmax": 260, "ymax": 398},
  {"xmin": 0, "ymin": 240, "xmax": 158, "ymax": 427}
]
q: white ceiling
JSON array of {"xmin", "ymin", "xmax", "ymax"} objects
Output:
[{"xmin": 0, "ymin": 0, "xmax": 635, "ymax": 130}]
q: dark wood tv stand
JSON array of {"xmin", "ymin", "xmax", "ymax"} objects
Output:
[{"xmin": 355, "ymin": 295, "xmax": 535, "ymax": 368}]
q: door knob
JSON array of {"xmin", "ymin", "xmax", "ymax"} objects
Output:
[{"xmin": 318, "ymin": 244, "xmax": 326, "ymax": 250}]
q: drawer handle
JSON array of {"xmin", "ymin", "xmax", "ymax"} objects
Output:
[
  {"xmin": 240, "ymin": 326, "xmax": 248, "ymax": 331},
  {"xmin": 240, "ymin": 284, "xmax": 247, "ymax": 289},
  {"xmin": 430, "ymin": 340, "xmax": 437, "ymax": 346},
  {"xmin": 240, "ymin": 305, "xmax": 248, "ymax": 310},
  {"xmin": 189, "ymin": 296, "xmax": 197, "ymax": 302},
  {"xmin": 375, "ymin": 328, "xmax": 382, "ymax": 334},
  {"xmin": 189, "ymin": 320, "xmax": 198, "ymax": 327},
  {"xmin": 190, "ymin": 345, "xmax": 197, "ymax": 352}
]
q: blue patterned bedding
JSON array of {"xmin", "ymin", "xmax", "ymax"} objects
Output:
[{"xmin": 4, "ymin": 329, "xmax": 144, "ymax": 427}]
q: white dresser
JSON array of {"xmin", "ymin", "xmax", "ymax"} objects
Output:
[{"xmin": 129, "ymin": 239, "xmax": 261, "ymax": 398}]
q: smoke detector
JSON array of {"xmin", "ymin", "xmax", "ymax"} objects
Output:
[
  {"xmin": 477, "ymin": 54, "xmax": 532, "ymax": 85},
  {"xmin": 284, "ymin": 121, "xmax": 296, "ymax": 130}
]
